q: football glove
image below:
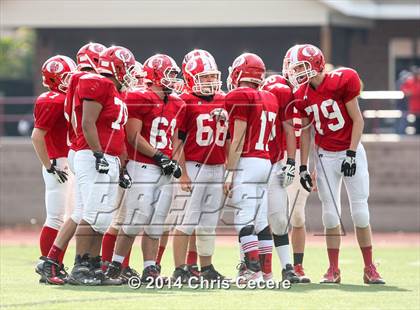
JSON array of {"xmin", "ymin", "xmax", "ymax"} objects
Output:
[
  {"xmin": 47, "ymin": 163, "xmax": 68, "ymax": 184},
  {"xmin": 299, "ymin": 165, "xmax": 313, "ymax": 192},
  {"xmin": 153, "ymin": 151, "xmax": 182, "ymax": 178},
  {"xmin": 93, "ymin": 151, "xmax": 109, "ymax": 174},
  {"xmin": 277, "ymin": 158, "xmax": 296, "ymax": 188},
  {"xmin": 119, "ymin": 167, "xmax": 132, "ymax": 189},
  {"xmin": 210, "ymin": 108, "xmax": 229, "ymax": 122},
  {"xmin": 341, "ymin": 150, "xmax": 356, "ymax": 177},
  {"xmin": 172, "ymin": 161, "xmax": 182, "ymax": 179}
]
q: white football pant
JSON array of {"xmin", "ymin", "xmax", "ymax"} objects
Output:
[
  {"xmin": 122, "ymin": 161, "xmax": 173, "ymax": 239},
  {"xmin": 74, "ymin": 150, "xmax": 120, "ymax": 234},
  {"xmin": 176, "ymin": 161, "xmax": 225, "ymax": 257},
  {"xmin": 231, "ymin": 157, "xmax": 271, "ymax": 233},
  {"xmin": 42, "ymin": 157, "xmax": 71, "ymax": 230},
  {"xmin": 315, "ymin": 143, "xmax": 370, "ymax": 229}
]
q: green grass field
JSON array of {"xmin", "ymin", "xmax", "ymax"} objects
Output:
[{"xmin": 1, "ymin": 244, "xmax": 419, "ymax": 309}]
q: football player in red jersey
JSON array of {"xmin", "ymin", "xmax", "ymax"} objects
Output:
[
  {"xmin": 289, "ymin": 44, "xmax": 385, "ymax": 284},
  {"xmin": 261, "ymin": 74, "xmax": 302, "ymax": 283},
  {"xmin": 38, "ymin": 43, "xmax": 107, "ymax": 285},
  {"xmin": 65, "ymin": 46, "xmax": 136, "ymax": 286},
  {"xmin": 262, "ymin": 67, "xmax": 312, "ymax": 282},
  {"xmin": 105, "ymin": 54, "xmax": 184, "ymax": 283},
  {"xmin": 32, "ymin": 55, "xmax": 76, "ymax": 284},
  {"xmin": 224, "ymin": 53, "xmax": 279, "ymax": 283},
  {"xmin": 282, "ymin": 46, "xmax": 313, "ymax": 282},
  {"xmin": 157, "ymin": 50, "xmax": 215, "ymax": 274},
  {"xmin": 171, "ymin": 53, "xmax": 228, "ymax": 282},
  {"xmin": 100, "ymin": 60, "xmax": 145, "ymax": 283}
]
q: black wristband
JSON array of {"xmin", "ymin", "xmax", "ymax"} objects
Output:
[
  {"xmin": 152, "ymin": 150, "xmax": 164, "ymax": 162},
  {"xmin": 286, "ymin": 158, "xmax": 296, "ymax": 166},
  {"xmin": 93, "ymin": 151, "xmax": 104, "ymax": 159},
  {"xmin": 178, "ymin": 131, "xmax": 187, "ymax": 143},
  {"xmin": 299, "ymin": 165, "xmax": 308, "ymax": 173},
  {"xmin": 346, "ymin": 150, "xmax": 356, "ymax": 157},
  {"xmin": 46, "ymin": 164, "xmax": 55, "ymax": 173}
]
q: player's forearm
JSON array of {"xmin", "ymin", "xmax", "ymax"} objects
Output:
[
  {"xmin": 171, "ymin": 132, "xmax": 183, "ymax": 161},
  {"xmin": 300, "ymin": 127, "xmax": 311, "ymax": 166},
  {"xmin": 132, "ymin": 133, "xmax": 157, "ymax": 158},
  {"xmin": 172, "ymin": 136, "xmax": 187, "ymax": 171},
  {"xmin": 118, "ymin": 149, "xmax": 128, "ymax": 169},
  {"xmin": 178, "ymin": 148, "xmax": 188, "ymax": 175},
  {"xmin": 349, "ymin": 117, "xmax": 364, "ymax": 151},
  {"xmin": 226, "ymin": 137, "xmax": 244, "ymax": 171},
  {"xmin": 224, "ymin": 139, "xmax": 231, "ymax": 165},
  {"xmin": 283, "ymin": 122, "xmax": 296, "ymax": 160},
  {"xmin": 31, "ymin": 128, "xmax": 51, "ymax": 168},
  {"xmin": 227, "ymin": 120, "xmax": 246, "ymax": 170},
  {"xmin": 82, "ymin": 121, "xmax": 102, "ymax": 152}
]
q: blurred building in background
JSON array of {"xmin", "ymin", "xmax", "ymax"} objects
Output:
[{"xmin": 1, "ymin": 0, "xmax": 419, "ymax": 135}]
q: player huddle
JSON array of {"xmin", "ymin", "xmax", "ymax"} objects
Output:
[{"xmin": 32, "ymin": 42, "xmax": 385, "ymax": 287}]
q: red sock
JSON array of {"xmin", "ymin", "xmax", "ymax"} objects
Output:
[
  {"xmin": 186, "ymin": 251, "xmax": 198, "ymax": 265},
  {"xmin": 327, "ymin": 248, "xmax": 340, "ymax": 269},
  {"xmin": 47, "ymin": 244, "xmax": 63, "ymax": 262},
  {"xmin": 360, "ymin": 246, "xmax": 373, "ymax": 267},
  {"xmin": 58, "ymin": 245, "xmax": 68, "ymax": 264},
  {"xmin": 40, "ymin": 226, "xmax": 58, "ymax": 257},
  {"xmin": 122, "ymin": 249, "xmax": 131, "ymax": 269},
  {"xmin": 245, "ymin": 250, "xmax": 259, "ymax": 262},
  {"xmin": 240, "ymin": 235, "xmax": 259, "ymax": 262},
  {"xmin": 258, "ymin": 239, "xmax": 272, "ymax": 274},
  {"xmin": 259, "ymin": 253, "xmax": 272, "ymax": 274},
  {"xmin": 101, "ymin": 233, "xmax": 117, "ymax": 265},
  {"xmin": 156, "ymin": 246, "xmax": 166, "ymax": 265}
]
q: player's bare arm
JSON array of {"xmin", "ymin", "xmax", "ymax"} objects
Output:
[
  {"xmin": 341, "ymin": 96, "xmax": 364, "ymax": 177},
  {"xmin": 224, "ymin": 119, "xmax": 246, "ymax": 196},
  {"xmin": 118, "ymin": 146, "xmax": 128, "ymax": 166},
  {"xmin": 299, "ymin": 116, "xmax": 311, "ymax": 168},
  {"xmin": 283, "ymin": 120, "xmax": 296, "ymax": 160},
  {"xmin": 345, "ymin": 97, "xmax": 364, "ymax": 152},
  {"xmin": 172, "ymin": 130, "xmax": 192, "ymax": 192},
  {"xmin": 81, "ymin": 99, "xmax": 103, "ymax": 152},
  {"xmin": 299, "ymin": 116, "xmax": 313, "ymax": 192},
  {"xmin": 125, "ymin": 117, "xmax": 156, "ymax": 158},
  {"xmin": 31, "ymin": 128, "xmax": 52, "ymax": 169}
]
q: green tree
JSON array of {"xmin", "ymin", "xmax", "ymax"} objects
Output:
[{"xmin": 0, "ymin": 28, "xmax": 35, "ymax": 80}]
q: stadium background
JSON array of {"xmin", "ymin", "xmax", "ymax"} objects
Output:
[{"xmin": 0, "ymin": 0, "xmax": 419, "ymax": 232}]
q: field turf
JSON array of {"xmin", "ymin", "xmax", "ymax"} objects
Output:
[{"xmin": 1, "ymin": 242, "xmax": 419, "ymax": 309}]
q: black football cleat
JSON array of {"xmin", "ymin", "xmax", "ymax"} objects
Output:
[
  {"xmin": 200, "ymin": 264, "xmax": 226, "ymax": 281},
  {"xmin": 282, "ymin": 264, "xmax": 300, "ymax": 284},
  {"xmin": 40, "ymin": 258, "xmax": 66, "ymax": 285},
  {"xmin": 120, "ymin": 266, "xmax": 140, "ymax": 284},
  {"xmin": 68, "ymin": 254, "xmax": 101, "ymax": 286},
  {"xmin": 172, "ymin": 264, "xmax": 199, "ymax": 284}
]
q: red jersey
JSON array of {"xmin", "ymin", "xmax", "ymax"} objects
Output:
[
  {"xmin": 225, "ymin": 87, "xmax": 278, "ymax": 159},
  {"xmin": 33, "ymin": 91, "xmax": 69, "ymax": 158},
  {"xmin": 179, "ymin": 92, "xmax": 228, "ymax": 165},
  {"xmin": 74, "ymin": 73, "xmax": 127, "ymax": 156},
  {"xmin": 294, "ymin": 67, "xmax": 361, "ymax": 152},
  {"xmin": 263, "ymin": 77, "xmax": 301, "ymax": 154},
  {"xmin": 265, "ymin": 84, "xmax": 294, "ymax": 163},
  {"xmin": 64, "ymin": 71, "xmax": 88, "ymax": 149},
  {"xmin": 125, "ymin": 89, "xmax": 185, "ymax": 165}
]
